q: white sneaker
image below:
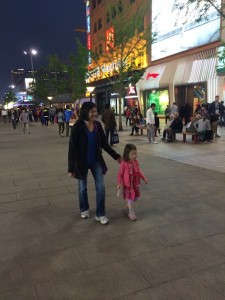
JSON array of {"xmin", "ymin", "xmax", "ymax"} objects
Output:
[
  {"xmin": 95, "ymin": 216, "xmax": 109, "ymax": 225},
  {"xmin": 81, "ymin": 210, "xmax": 89, "ymax": 219},
  {"xmin": 152, "ymin": 141, "xmax": 158, "ymax": 144}
]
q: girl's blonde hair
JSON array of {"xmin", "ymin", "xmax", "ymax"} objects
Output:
[{"xmin": 123, "ymin": 144, "xmax": 137, "ymax": 161}]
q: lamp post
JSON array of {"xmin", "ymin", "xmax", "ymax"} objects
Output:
[
  {"xmin": 9, "ymin": 84, "xmax": 15, "ymax": 103},
  {"xmin": 86, "ymin": 86, "xmax": 95, "ymax": 102},
  {"xmin": 23, "ymin": 49, "xmax": 38, "ymax": 81},
  {"xmin": 47, "ymin": 96, "xmax": 53, "ymax": 107}
]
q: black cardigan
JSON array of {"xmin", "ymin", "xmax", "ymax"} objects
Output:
[{"xmin": 68, "ymin": 120, "xmax": 121, "ymax": 179}]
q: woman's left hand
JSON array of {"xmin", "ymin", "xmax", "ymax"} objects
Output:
[
  {"xmin": 68, "ymin": 172, "xmax": 74, "ymax": 177},
  {"xmin": 117, "ymin": 157, "xmax": 122, "ymax": 164}
]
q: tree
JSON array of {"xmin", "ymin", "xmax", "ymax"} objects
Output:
[
  {"xmin": 46, "ymin": 54, "xmax": 67, "ymax": 97},
  {"xmin": 3, "ymin": 91, "xmax": 16, "ymax": 105},
  {"xmin": 89, "ymin": 0, "xmax": 151, "ymax": 131},
  {"xmin": 67, "ymin": 38, "xmax": 88, "ymax": 102},
  {"xmin": 173, "ymin": 0, "xmax": 225, "ymax": 70},
  {"xmin": 172, "ymin": 0, "xmax": 224, "ymax": 22},
  {"xmin": 32, "ymin": 67, "xmax": 51, "ymax": 105},
  {"xmin": 33, "ymin": 55, "xmax": 68, "ymax": 105}
]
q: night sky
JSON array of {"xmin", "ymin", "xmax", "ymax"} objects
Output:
[{"xmin": 0, "ymin": 0, "xmax": 86, "ymax": 100}]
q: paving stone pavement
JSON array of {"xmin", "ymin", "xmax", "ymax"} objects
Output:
[{"xmin": 1, "ymin": 118, "xmax": 225, "ymax": 300}]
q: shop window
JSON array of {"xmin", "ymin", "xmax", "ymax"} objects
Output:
[
  {"xmin": 94, "ymin": 22, "xmax": 97, "ymax": 33},
  {"xmin": 99, "ymin": 43, "xmax": 103, "ymax": 54},
  {"xmin": 118, "ymin": 0, "xmax": 123, "ymax": 13},
  {"xmin": 106, "ymin": 12, "xmax": 110, "ymax": 23},
  {"xmin": 111, "ymin": 6, "xmax": 116, "ymax": 19},
  {"xmin": 98, "ymin": 18, "xmax": 102, "ymax": 30},
  {"xmin": 137, "ymin": 18, "xmax": 144, "ymax": 33}
]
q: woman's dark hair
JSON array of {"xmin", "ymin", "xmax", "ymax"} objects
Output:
[
  {"xmin": 79, "ymin": 102, "xmax": 97, "ymax": 121},
  {"xmin": 123, "ymin": 144, "xmax": 137, "ymax": 161}
]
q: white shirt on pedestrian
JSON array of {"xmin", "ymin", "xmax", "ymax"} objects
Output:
[{"xmin": 146, "ymin": 108, "xmax": 155, "ymax": 125}]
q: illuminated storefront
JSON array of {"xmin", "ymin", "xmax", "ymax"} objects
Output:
[{"xmin": 136, "ymin": 0, "xmax": 222, "ymax": 115}]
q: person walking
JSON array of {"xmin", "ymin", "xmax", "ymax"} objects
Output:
[
  {"xmin": 154, "ymin": 112, "xmax": 160, "ymax": 136},
  {"xmin": 68, "ymin": 102, "xmax": 121, "ymax": 225},
  {"xmin": 101, "ymin": 104, "xmax": 117, "ymax": 146},
  {"xmin": 125, "ymin": 107, "xmax": 131, "ymax": 126},
  {"xmin": 64, "ymin": 105, "xmax": 73, "ymax": 137},
  {"xmin": 117, "ymin": 144, "xmax": 148, "ymax": 221},
  {"xmin": 146, "ymin": 103, "xmax": 158, "ymax": 144},
  {"xmin": 170, "ymin": 102, "xmax": 178, "ymax": 115},
  {"xmin": 49, "ymin": 107, "xmax": 56, "ymax": 124},
  {"xmin": 43, "ymin": 107, "xmax": 49, "ymax": 126},
  {"xmin": 219, "ymin": 101, "xmax": 225, "ymax": 127},
  {"xmin": 19, "ymin": 108, "xmax": 30, "ymax": 134},
  {"xmin": 1, "ymin": 109, "xmax": 8, "ymax": 123},
  {"xmin": 57, "ymin": 108, "xmax": 65, "ymax": 137},
  {"xmin": 164, "ymin": 105, "xmax": 170, "ymax": 124},
  {"xmin": 11, "ymin": 109, "xmax": 18, "ymax": 130}
]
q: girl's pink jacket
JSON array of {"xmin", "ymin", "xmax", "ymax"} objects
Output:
[{"xmin": 117, "ymin": 160, "xmax": 146, "ymax": 188}]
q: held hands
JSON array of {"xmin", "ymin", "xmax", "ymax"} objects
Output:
[
  {"xmin": 117, "ymin": 156, "xmax": 122, "ymax": 164},
  {"xmin": 143, "ymin": 177, "xmax": 148, "ymax": 184},
  {"xmin": 117, "ymin": 185, "xmax": 121, "ymax": 197},
  {"xmin": 68, "ymin": 173, "xmax": 74, "ymax": 177}
]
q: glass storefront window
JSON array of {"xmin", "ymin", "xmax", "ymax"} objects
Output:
[{"xmin": 147, "ymin": 89, "xmax": 169, "ymax": 114}]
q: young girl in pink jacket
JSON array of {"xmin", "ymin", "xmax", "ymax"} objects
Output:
[{"xmin": 117, "ymin": 144, "xmax": 148, "ymax": 221}]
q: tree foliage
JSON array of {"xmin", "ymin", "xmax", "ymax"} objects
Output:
[
  {"xmin": 172, "ymin": 0, "xmax": 224, "ymax": 22},
  {"xmin": 46, "ymin": 54, "xmax": 67, "ymax": 97},
  {"xmin": 67, "ymin": 38, "xmax": 88, "ymax": 101}
]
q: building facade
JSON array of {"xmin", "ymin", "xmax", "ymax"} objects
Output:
[
  {"xmin": 136, "ymin": 0, "xmax": 225, "ymax": 116},
  {"xmin": 85, "ymin": 0, "xmax": 149, "ymax": 114}
]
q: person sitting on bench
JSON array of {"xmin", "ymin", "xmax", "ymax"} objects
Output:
[
  {"xmin": 162, "ymin": 114, "xmax": 174, "ymax": 140},
  {"xmin": 186, "ymin": 114, "xmax": 201, "ymax": 133},
  {"xmin": 130, "ymin": 115, "xmax": 140, "ymax": 136},
  {"xmin": 163, "ymin": 112, "xmax": 183, "ymax": 142},
  {"xmin": 193, "ymin": 115, "xmax": 212, "ymax": 142}
]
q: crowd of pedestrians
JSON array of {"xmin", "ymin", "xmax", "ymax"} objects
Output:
[{"xmin": 0, "ymin": 105, "xmax": 79, "ymax": 137}]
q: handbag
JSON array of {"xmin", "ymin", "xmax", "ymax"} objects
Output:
[{"xmin": 111, "ymin": 129, "xmax": 119, "ymax": 144}]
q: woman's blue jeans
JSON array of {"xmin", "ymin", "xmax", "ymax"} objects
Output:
[{"xmin": 78, "ymin": 161, "xmax": 105, "ymax": 217}]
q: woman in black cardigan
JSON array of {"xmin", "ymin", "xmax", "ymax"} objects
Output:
[{"xmin": 68, "ymin": 102, "xmax": 121, "ymax": 225}]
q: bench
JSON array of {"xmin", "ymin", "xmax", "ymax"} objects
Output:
[{"xmin": 182, "ymin": 131, "xmax": 198, "ymax": 143}]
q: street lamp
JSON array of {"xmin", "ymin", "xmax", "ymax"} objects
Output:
[
  {"xmin": 23, "ymin": 49, "xmax": 38, "ymax": 80},
  {"xmin": 9, "ymin": 84, "xmax": 15, "ymax": 103},
  {"xmin": 86, "ymin": 86, "xmax": 95, "ymax": 102},
  {"xmin": 47, "ymin": 96, "xmax": 53, "ymax": 107}
]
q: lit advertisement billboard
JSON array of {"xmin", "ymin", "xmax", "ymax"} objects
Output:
[
  {"xmin": 25, "ymin": 78, "xmax": 35, "ymax": 91},
  {"xmin": 106, "ymin": 27, "xmax": 115, "ymax": 51},
  {"xmin": 152, "ymin": 0, "xmax": 221, "ymax": 61},
  {"xmin": 86, "ymin": 0, "xmax": 92, "ymax": 65}
]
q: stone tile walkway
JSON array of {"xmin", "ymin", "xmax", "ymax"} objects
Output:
[{"xmin": 0, "ymin": 118, "xmax": 225, "ymax": 299}]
